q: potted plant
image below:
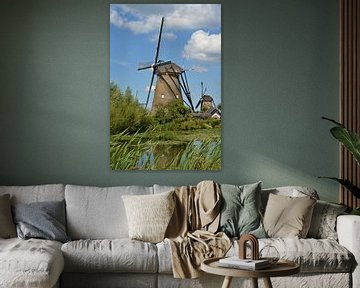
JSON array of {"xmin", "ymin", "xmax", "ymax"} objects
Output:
[{"xmin": 320, "ymin": 117, "xmax": 360, "ymax": 215}]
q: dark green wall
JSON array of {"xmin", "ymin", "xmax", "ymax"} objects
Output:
[{"xmin": 0, "ymin": 0, "xmax": 340, "ymax": 202}]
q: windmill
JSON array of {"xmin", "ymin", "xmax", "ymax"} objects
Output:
[
  {"xmin": 195, "ymin": 81, "xmax": 216, "ymax": 112},
  {"xmin": 138, "ymin": 17, "xmax": 195, "ymax": 112}
]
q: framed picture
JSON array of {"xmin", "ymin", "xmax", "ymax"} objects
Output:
[{"xmin": 110, "ymin": 4, "xmax": 221, "ymax": 170}]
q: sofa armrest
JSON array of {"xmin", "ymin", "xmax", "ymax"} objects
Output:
[{"xmin": 337, "ymin": 215, "xmax": 360, "ymax": 288}]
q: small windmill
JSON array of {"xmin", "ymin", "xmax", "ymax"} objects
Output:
[
  {"xmin": 195, "ymin": 81, "xmax": 216, "ymax": 112},
  {"xmin": 138, "ymin": 17, "xmax": 194, "ymax": 112}
]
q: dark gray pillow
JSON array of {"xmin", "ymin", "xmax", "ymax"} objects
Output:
[
  {"xmin": 12, "ymin": 200, "xmax": 70, "ymax": 243},
  {"xmin": 218, "ymin": 182, "xmax": 266, "ymax": 238}
]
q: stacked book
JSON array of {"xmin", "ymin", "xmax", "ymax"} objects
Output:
[{"xmin": 218, "ymin": 257, "xmax": 271, "ymax": 270}]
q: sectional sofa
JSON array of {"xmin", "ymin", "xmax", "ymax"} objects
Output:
[{"xmin": 0, "ymin": 183, "xmax": 359, "ymax": 288}]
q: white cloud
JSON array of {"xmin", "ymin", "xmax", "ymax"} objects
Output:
[
  {"xmin": 110, "ymin": 9, "xmax": 159, "ymax": 34},
  {"xmin": 110, "ymin": 9, "xmax": 124, "ymax": 28},
  {"xmin": 183, "ymin": 30, "xmax": 221, "ymax": 62},
  {"xmin": 165, "ymin": 4, "xmax": 220, "ymax": 31},
  {"xmin": 110, "ymin": 4, "xmax": 220, "ymax": 34}
]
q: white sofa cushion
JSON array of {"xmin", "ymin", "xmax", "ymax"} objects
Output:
[
  {"xmin": 0, "ymin": 238, "xmax": 63, "ymax": 288},
  {"xmin": 65, "ymin": 185, "xmax": 153, "ymax": 239},
  {"xmin": 157, "ymin": 237, "xmax": 353, "ymax": 274},
  {"xmin": 234, "ymin": 238, "xmax": 353, "ymax": 273},
  {"xmin": 259, "ymin": 238, "xmax": 353, "ymax": 272},
  {"xmin": 61, "ymin": 239, "xmax": 158, "ymax": 273}
]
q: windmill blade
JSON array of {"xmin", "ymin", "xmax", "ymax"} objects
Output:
[
  {"xmin": 138, "ymin": 17, "xmax": 165, "ymax": 71},
  {"xmin": 145, "ymin": 72, "xmax": 156, "ymax": 109},
  {"xmin": 143, "ymin": 17, "xmax": 165, "ymax": 109},
  {"xmin": 138, "ymin": 60, "xmax": 171, "ymax": 71},
  {"xmin": 137, "ymin": 61, "xmax": 154, "ymax": 71},
  {"xmin": 154, "ymin": 17, "xmax": 165, "ymax": 65},
  {"xmin": 180, "ymin": 72, "xmax": 194, "ymax": 111},
  {"xmin": 195, "ymin": 99, "xmax": 202, "ymax": 109},
  {"xmin": 153, "ymin": 60, "xmax": 172, "ymax": 68}
]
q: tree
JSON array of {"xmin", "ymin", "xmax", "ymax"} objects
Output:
[{"xmin": 110, "ymin": 82, "xmax": 152, "ymax": 135}]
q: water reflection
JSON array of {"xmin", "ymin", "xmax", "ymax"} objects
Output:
[
  {"xmin": 136, "ymin": 139, "xmax": 219, "ymax": 170},
  {"xmin": 138, "ymin": 142, "xmax": 187, "ymax": 169}
]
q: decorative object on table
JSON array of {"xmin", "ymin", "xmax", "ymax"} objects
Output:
[
  {"xmin": 238, "ymin": 233, "xmax": 279, "ymax": 267},
  {"xmin": 259, "ymin": 245, "xmax": 280, "ymax": 265},
  {"xmin": 319, "ymin": 117, "xmax": 360, "ymax": 211},
  {"xmin": 215, "ymin": 233, "xmax": 272, "ymax": 271},
  {"xmin": 238, "ymin": 233, "xmax": 259, "ymax": 260},
  {"xmin": 109, "ymin": 4, "xmax": 222, "ymax": 170}
]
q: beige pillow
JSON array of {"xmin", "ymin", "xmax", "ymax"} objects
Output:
[
  {"xmin": 0, "ymin": 194, "xmax": 17, "ymax": 238},
  {"xmin": 263, "ymin": 193, "xmax": 316, "ymax": 238},
  {"xmin": 122, "ymin": 191, "xmax": 175, "ymax": 243}
]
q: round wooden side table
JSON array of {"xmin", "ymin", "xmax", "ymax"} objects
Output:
[{"xmin": 201, "ymin": 257, "xmax": 300, "ymax": 288}]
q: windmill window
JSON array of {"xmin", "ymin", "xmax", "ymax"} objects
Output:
[
  {"xmin": 161, "ymin": 94, "xmax": 165, "ymax": 98},
  {"xmin": 176, "ymin": 95, "xmax": 179, "ymax": 98}
]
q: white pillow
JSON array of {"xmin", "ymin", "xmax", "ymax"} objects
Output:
[{"xmin": 122, "ymin": 191, "xmax": 175, "ymax": 243}]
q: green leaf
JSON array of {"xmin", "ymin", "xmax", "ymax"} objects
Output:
[
  {"xmin": 318, "ymin": 177, "xmax": 360, "ymax": 198},
  {"xmin": 330, "ymin": 126, "xmax": 360, "ymax": 165},
  {"xmin": 322, "ymin": 117, "xmax": 360, "ymax": 165}
]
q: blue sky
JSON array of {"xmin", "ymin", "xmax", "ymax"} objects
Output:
[{"xmin": 110, "ymin": 4, "xmax": 221, "ymax": 110}]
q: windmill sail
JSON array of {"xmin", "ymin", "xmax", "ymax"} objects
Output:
[
  {"xmin": 137, "ymin": 17, "xmax": 165, "ymax": 109},
  {"xmin": 137, "ymin": 16, "xmax": 194, "ymax": 112}
]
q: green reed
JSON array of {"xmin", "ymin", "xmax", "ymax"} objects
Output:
[{"xmin": 110, "ymin": 130, "xmax": 221, "ymax": 170}]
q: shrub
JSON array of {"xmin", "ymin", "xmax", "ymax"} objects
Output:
[{"xmin": 154, "ymin": 100, "xmax": 191, "ymax": 125}]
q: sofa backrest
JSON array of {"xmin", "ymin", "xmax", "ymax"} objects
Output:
[
  {"xmin": 153, "ymin": 184, "xmax": 176, "ymax": 194},
  {"xmin": 0, "ymin": 184, "xmax": 320, "ymax": 240},
  {"xmin": 0, "ymin": 184, "xmax": 65, "ymax": 204},
  {"xmin": 261, "ymin": 186, "xmax": 319, "ymax": 212},
  {"xmin": 65, "ymin": 184, "xmax": 154, "ymax": 240}
]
